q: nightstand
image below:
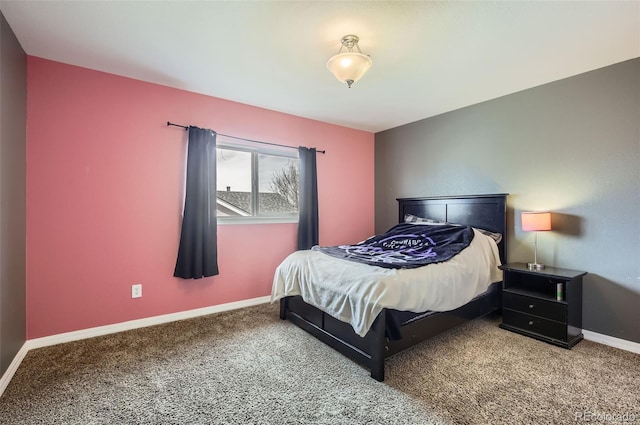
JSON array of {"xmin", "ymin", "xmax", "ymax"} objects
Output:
[{"xmin": 499, "ymin": 263, "xmax": 587, "ymax": 349}]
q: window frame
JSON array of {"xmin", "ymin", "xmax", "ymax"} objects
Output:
[{"xmin": 216, "ymin": 138, "xmax": 299, "ymax": 225}]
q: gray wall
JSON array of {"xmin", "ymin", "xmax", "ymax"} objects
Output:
[
  {"xmin": 375, "ymin": 58, "xmax": 640, "ymax": 343},
  {"xmin": 0, "ymin": 11, "xmax": 27, "ymax": 377}
]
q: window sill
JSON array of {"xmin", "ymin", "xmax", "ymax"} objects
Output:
[{"xmin": 217, "ymin": 216, "xmax": 298, "ymax": 225}]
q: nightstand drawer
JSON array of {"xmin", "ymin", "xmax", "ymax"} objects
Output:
[
  {"xmin": 503, "ymin": 292, "xmax": 567, "ymax": 323},
  {"xmin": 502, "ymin": 309, "xmax": 567, "ymax": 341}
]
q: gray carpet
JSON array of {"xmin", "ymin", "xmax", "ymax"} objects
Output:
[{"xmin": 1, "ymin": 303, "xmax": 638, "ymax": 424}]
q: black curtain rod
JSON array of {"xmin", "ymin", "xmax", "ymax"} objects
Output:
[{"xmin": 167, "ymin": 122, "xmax": 325, "ymax": 154}]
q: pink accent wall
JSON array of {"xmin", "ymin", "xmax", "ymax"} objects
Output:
[{"xmin": 26, "ymin": 57, "xmax": 374, "ymax": 339}]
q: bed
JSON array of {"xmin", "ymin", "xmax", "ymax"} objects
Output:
[{"xmin": 274, "ymin": 194, "xmax": 507, "ymax": 381}]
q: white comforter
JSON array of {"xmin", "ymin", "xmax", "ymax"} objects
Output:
[{"xmin": 271, "ymin": 228, "xmax": 503, "ymax": 337}]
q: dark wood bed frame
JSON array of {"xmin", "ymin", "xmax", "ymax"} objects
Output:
[{"xmin": 279, "ymin": 194, "xmax": 508, "ymax": 381}]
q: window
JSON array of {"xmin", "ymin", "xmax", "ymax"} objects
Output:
[{"xmin": 216, "ymin": 137, "xmax": 299, "ymax": 224}]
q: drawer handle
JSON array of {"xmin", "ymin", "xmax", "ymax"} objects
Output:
[
  {"xmin": 528, "ymin": 321, "xmax": 534, "ymax": 326},
  {"xmin": 528, "ymin": 304, "xmax": 535, "ymax": 309}
]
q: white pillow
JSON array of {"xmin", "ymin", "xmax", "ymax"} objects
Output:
[{"xmin": 403, "ymin": 213, "xmax": 502, "ymax": 243}]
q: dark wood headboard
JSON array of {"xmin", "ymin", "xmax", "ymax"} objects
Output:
[{"xmin": 397, "ymin": 194, "xmax": 508, "ymax": 264}]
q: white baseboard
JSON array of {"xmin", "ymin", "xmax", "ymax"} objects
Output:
[
  {"xmin": 583, "ymin": 330, "xmax": 640, "ymax": 354},
  {"xmin": 26, "ymin": 296, "xmax": 271, "ymax": 350},
  {"xmin": 0, "ymin": 342, "xmax": 30, "ymax": 398},
  {"xmin": 0, "ymin": 296, "xmax": 271, "ymax": 397}
]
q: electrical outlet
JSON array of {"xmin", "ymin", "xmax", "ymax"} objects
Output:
[{"xmin": 131, "ymin": 284, "xmax": 142, "ymax": 299}]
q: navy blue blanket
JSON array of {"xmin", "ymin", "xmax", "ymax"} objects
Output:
[{"xmin": 313, "ymin": 223, "xmax": 474, "ymax": 269}]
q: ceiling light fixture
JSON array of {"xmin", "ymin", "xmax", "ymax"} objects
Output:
[{"xmin": 326, "ymin": 35, "xmax": 372, "ymax": 88}]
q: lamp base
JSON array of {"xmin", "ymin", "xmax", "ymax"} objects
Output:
[{"xmin": 527, "ymin": 262, "xmax": 545, "ymax": 270}]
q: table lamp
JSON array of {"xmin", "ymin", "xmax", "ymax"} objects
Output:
[{"xmin": 521, "ymin": 211, "xmax": 551, "ymax": 270}]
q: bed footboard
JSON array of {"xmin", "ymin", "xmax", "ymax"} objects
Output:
[
  {"xmin": 279, "ymin": 286, "xmax": 501, "ymax": 382},
  {"xmin": 280, "ymin": 296, "xmax": 388, "ymax": 381}
]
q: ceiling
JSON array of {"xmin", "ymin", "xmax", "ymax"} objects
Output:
[{"xmin": 2, "ymin": 1, "xmax": 639, "ymax": 133}]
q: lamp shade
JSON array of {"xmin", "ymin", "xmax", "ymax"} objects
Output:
[
  {"xmin": 521, "ymin": 212, "xmax": 551, "ymax": 232},
  {"xmin": 326, "ymin": 52, "xmax": 372, "ymax": 87}
]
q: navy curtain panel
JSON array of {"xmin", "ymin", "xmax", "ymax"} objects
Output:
[
  {"xmin": 297, "ymin": 147, "xmax": 319, "ymax": 250},
  {"xmin": 174, "ymin": 126, "xmax": 219, "ymax": 279}
]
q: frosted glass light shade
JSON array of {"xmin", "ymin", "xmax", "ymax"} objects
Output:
[
  {"xmin": 326, "ymin": 52, "xmax": 372, "ymax": 88},
  {"xmin": 521, "ymin": 212, "xmax": 551, "ymax": 232}
]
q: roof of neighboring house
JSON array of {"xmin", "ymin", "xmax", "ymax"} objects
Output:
[{"xmin": 216, "ymin": 191, "xmax": 296, "ymax": 215}]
